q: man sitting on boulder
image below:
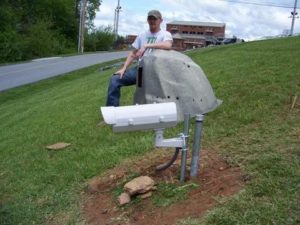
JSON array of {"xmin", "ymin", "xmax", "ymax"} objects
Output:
[{"xmin": 105, "ymin": 9, "xmax": 173, "ymax": 106}]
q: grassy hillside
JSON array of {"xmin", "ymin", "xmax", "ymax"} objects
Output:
[
  {"xmin": 179, "ymin": 36, "xmax": 300, "ymax": 224},
  {"xmin": 0, "ymin": 36, "xmax": 299, "ymax": 225}
]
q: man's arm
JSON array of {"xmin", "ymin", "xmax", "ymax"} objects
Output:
[
  {"xmin": 136, "ymin": 40, "xmax": 172, "ymax": 58},
  {"xmin": 144, "ymin": 40, "xmax": 172, "ymax": 50},
  {"xmin": 115, "ymin": 49, "xmax": 138, "ymax": 78}
]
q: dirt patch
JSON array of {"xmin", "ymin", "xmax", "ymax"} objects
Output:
[{"xmin": 83, "ymin": 149, "xmax": 245, "ymax": 225}]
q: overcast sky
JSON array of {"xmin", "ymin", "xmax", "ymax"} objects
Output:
[{"xmin": 94, "ymin": 0, "xmax": 300, "ymax": 41}]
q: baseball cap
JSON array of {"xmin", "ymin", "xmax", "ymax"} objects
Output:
[{"xmin": 148, "ymin": 10, "xmax": 162, "ymax": 19}]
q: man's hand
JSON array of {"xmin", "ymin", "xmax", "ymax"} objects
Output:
[{"xmin": 115, "ymin": 67, "xmax": 126, "ymax": 79}]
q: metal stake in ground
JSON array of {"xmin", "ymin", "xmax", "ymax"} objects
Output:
[
  {"xmin": 180, "ymin": 114, "xmax": 190, "ymax": 183},
  {"xmin": 190, "ymin": 114, "xmax": 205, "ymax": 179}
]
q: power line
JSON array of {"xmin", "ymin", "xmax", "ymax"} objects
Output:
[{"xmin": 217, "ymin": 0, "xmax": 299, "ymax": 9}]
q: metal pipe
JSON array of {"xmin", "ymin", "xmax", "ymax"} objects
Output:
[
  {"xmin": 155, "ymin": 129, "xmax": 184, "ymax": 148},
  {"xmin": 179, "ymin": 114, "xmax": 190, "ymax": 183},
  {"xmin": 190, "ymin": 114, "xmax": 205, "ymax": 179}
]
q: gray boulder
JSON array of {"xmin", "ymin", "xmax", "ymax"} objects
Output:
[{"xmin": 134, "ymin": 50, "xmax": 222, "ymax": 121}]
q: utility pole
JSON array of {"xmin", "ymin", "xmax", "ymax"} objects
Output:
[
  {"xmin": 113, "ymin": 0, "xmax": 121, "ymax": 40},
  {"xmin": 113, "ymin": 5, "xmax": 117, "ymax": 34},
  {"xmin": 290, "ymin": 0, "xmax": 299, "ymax": 36},
  {"xmin": 78, "ymin": 0, "xmax": 87, "ymax": 53}
]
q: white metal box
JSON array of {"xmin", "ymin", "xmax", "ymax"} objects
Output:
[{"xmin": 100, "ymin": 102, "xmax": 178, "ymax": 132}]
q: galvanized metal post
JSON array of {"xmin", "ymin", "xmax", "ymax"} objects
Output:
[
  {"xmin": 179, "ymin": 114, "xmax": 190, "ymax": 183},
  {"xmin": 190, "ymin": 114, "xmax": 205, "ymax": 179}
]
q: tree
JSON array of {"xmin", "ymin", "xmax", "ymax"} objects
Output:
[
  {"xmin": 76, "ymin": 0, "xmax": 102, "ymax": 30},
  {"xmin": 0, "ymin": 0, "xmax": 102, "ymax": 62}
]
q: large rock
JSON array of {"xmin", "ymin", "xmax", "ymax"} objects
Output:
[
  {"xmin": 124, "ymin": 176, "xmax": 155, "ymax": 196},
  {"xmin": 134, "ymin": 49, "xmax": 222, "ymax": 121}
]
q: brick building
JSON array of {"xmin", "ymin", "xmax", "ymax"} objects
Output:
[
  {"xmin": 166, "ymin": 21, "xmax": 226, "ymax": 50},
  {"xmin": 125, "ymin": 21, "xmax": 226, "ymax": 51}
]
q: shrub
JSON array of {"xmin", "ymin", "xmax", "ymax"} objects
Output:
[
  {"xmin": 85, "ymin": 26, "xmax": 115, "ymax": 51},
  {"xmin": 24, "ymin": 20, "xmax": 71, "ymax": 59},
  {"xmin": 0, "ymin": 30, "xmax": 25, "ymax": 63}
]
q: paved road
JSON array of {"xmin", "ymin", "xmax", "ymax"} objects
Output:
[{"xmin": 0, "ymin": 51, "xmax": 130, "ymax": 92}]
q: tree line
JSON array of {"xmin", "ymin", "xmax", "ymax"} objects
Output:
[{"xmin": 0, "ymin": 0, "xmax": 118, "ymax": 63}]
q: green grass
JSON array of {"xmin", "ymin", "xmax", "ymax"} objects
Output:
[
  {"xmin": 152, "ymin": 183, "xmax": 199, "ymax": 207},
  {"xmin": 177, "ymin": 37, "xmax": 300, "ymax": 224},
  {"xmin": 0, "ymin": 60, "xmax": 153, "ymax": 225},
  {"xmin": 1, "ymin": 36, "xmax": 300, "ymax": 225}
]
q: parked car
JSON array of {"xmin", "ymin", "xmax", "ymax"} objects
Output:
[{"xmin": 222, "ymin": 37, "xmax": 237, "ymax": 45}]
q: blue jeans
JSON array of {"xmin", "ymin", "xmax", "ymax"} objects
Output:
[{"xmin": 106, "ymin": 67, "xmax": 137, "ymax": 106}]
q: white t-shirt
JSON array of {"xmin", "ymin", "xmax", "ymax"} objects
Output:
[{"xmin": 132, "ymin": 30, "xmax": 173, "ymax": 56}]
